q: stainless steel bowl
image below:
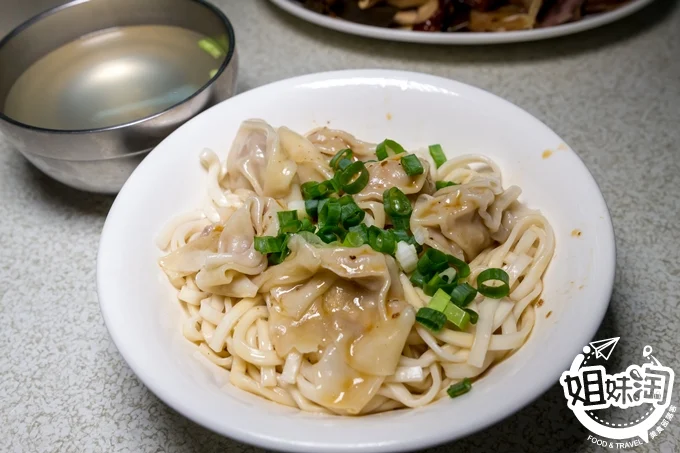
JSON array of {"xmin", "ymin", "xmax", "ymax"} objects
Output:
[{"xmin": 0, "ymin": 0, "xmax": 237, "ymax": 193}]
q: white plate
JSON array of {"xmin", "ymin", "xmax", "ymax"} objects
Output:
[
  {"xmin": 269, "ymin": 0, "xmax": 655, "ymax": 45},
  {"xmin": 98, "ymin": 70, "xmax": 615, "ymax": 452}
]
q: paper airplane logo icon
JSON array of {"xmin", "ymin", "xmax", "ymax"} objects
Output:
[{"xmin": 589, "ymin": 337, "xmax": 620, "ymax": 361}]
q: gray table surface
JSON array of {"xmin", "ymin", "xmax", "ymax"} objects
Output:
[{"xmin": 1, "ymin": 1, "xmax": 679, "ymax": 452}]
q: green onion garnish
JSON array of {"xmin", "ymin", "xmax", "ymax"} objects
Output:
[
  {"xmin": 409, "ymin": 269, "xmax": 428, "ymax": 288},
  {"xmin": 254, "ymin": 236, "xmax": 284, "ymax": 254},
  {"xmin": 299, "ymin": 218, "xmax": 315, "ymax": 233},
  {"xmin": 443, "ymin": 302, "xmax": 470, "ymax": 330},
  {"xmin": 450, "ymin": 283, "xmax": 477, "ymax": 307},
  {"xmin": 477, "ymin": 268, "xmax": 510, "ymax": 299},
  {"xmin": 334, "ymin": 161, "xmax": 369, "ymax": 194},
  {"xmin": 465, "ymin": 309, "xmax": 479, "ymax": 325},
  {"xmin": 424, "ymin": 273, "xmax": 455, "ymax": 296},
  {"xmin": 330, "ymin": 148, "xmax": 353, "ymax": 170},
  {"xmin": 415, "ymin": 307, "xmax": 447, "ymax": 332},
  {"xmin": 368, "ymin": 226, "xmax": 396, "ymax": 255},
  {"xmin": 447, "ymin": 378, "xmax": 472, "ymax": 398},
  {"xmin": 343, "ymin": 224, "xmax": 369, "ymax": 247},
  {"xmin": 391, "ymin": 216, "xmax": 410, "ymax": 231},
  {"xmin": 435, "ymin": 180, "xmax": 458, "ymax": 191},
  {"xmin": 391, "ymin": 228, "xmax": 412, "ymax": 244},
  {"xmin": 447, "ymin": 255, "xmax": 471, "ymax": 279},
  {"xmin": 301, "ymin": 181, "xmax": 327, "ymax": 200},
  {"xmin": 439, "ymin": 267, "xmax": 458, "ymax": 283},
  {"xmin": 318, "ymin": 198, "xmax": 341, "ymax": 228},
  {"xmin": 304, "ymin": 199, "xmax": 319, "ymax": 218},
  {"xmin": 400, "ymin": 154, "xmax": 424, "ymax": 176},
  {"xmin": 198, "ymin": 38, "xmax": 224, "ymax": 59},
  {"xmin": 340, "ymin": 200, "xmax": 365, "ymax": 228},
  {"xmin": 383, "ymin": 187, "xmax": 412, "ymax": 218},
  {"xmin": 267, "ymin": 234, "xmax": 291, "ymax": 265},
  {"xmin": 297, "ymin": 231, "xmax": 325, "ymax": 246},
  {"xmin": 337, "ymin": 158, "xmax": 352, "ymax": 170},
  {"xmin": 277, "ymin": 210, "xmax": 298, "ymax": 226},
  {"xmin": 428, "ymin": 289, "xmax": 451, "ymax": 312},
  {"xmin": 428, "ymin": 144, "xmax": 446, "ymax": 168},
  {"xmin": 316, "ymin": 226, "xmax": 346, "ymax": 244},
  {"xmin": 279, "ymin": 220, "xmax": 302, "ymax": 234},
  {"xmin": 376, "ymin": 139, "xmax": 407, "ymax": 160},
  {"xmin": 338, "ymin": 194, "xmax": 354, "ymax": 205},
  {"xmin": 417, "ymin": 248, "xmax": 449, "ymax": 275}
]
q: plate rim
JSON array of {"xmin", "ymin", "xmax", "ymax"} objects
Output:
[
  {"xmin": 97, "ymin": 69, "xmax": 616, "ymax": 452},
  {"xmin": 268, "ymin": 0, "xmax": 655, "ymax": 45}
]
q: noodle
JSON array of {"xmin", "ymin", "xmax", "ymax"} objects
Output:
[{"xmin": 157, "ymin": 120, "xmax": 555, "ymax": 415}]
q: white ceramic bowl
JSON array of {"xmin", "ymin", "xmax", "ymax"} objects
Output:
[
  {"xmin": 269, "ymin": 0, "xmax": 655, "ymax": 45},
  {"xmin": 98, "ymin": 70, "xmax": 615, "ymax": 452}
]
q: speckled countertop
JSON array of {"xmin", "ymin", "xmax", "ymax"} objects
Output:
[{"xmin": 1, "ymin": 1, "xmax": 679, "ymax": 452}]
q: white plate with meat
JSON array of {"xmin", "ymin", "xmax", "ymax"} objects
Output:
[{"xmin": 269, "ymin": 0, "xmax": 655, "ymax": 44}]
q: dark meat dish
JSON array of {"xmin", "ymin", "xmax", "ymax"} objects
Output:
[{"xmin": 296, "ymin": 0, "xmax": 632, "ymax": 32}]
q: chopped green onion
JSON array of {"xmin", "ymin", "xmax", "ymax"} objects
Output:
[
  {"xmin": 465, "ymin": 309, "xmax": 479, "ymax": 325},
  {"xmin": 330, "ymin": 148, "xmax": 353, "ymax": 170},
  {"xmin": 267, "ymin": 234, "xmax": 291, "ymax": 265},
  {"xmin": 338, "ymin": 195, "xmax": 354, "ymax": 205},
  {"xmin": 343, "ymin": 231, "xmax": 365, "ymax": 247},
  {"xmin": 318, "ymin": 198, "xmax": 341, "ymax": 228},
  {"xmin": 299, "ymin": 218, "xmax": 315, "ymax": 233},
  {"xmin": 304, "ymin": 199, "xmax": 319, "ymax": 218},
  {"xmin": 288, "ymin": 200, "xmax": 308, "ymax": 219},
  {"xmin": 443, "ymin": 302, "xmax": 471, "ymax": 330},
  {"xmin": 417, "ymin": 248, "xmax": 449, "ymax": 275},
  {"xmin": 376, "ymin": 139, "xmax": 407, "ymax": 160},
  {"xmin": 409, "ymin": 269, "xmax": 428, "ymax": 288},
  {"xmin": 391, "ymin": 229, "xmax": 422, "ymax": 253},
  {"xmin": 415, "ymin": 307, "xmax": 447, "ymax": 332},
  {"xmin": 428, "ymin": 144, "xmax": 446, "ymax": 168},
  {"xmin": 301, "ymin": 181, "xmax": 327, "ymax": 200},
  {"xmin": 439, "ymin": 268, "xmax": 458, "ymax": 283},
  {"xmin": 435, "ymin": 180, "xmax": 458, "ymax": 190},
  {"xmin": 368, "ymin": 226, "xmax": 396, "ymax": 255},
  {"xmin": 198, "ymin": 38, "xmax": 224, "ymax": 59},
  {"xmin": 277, "ymin": 210, "xmax": 298, "ymax": 226},
  {"xmin": 279, "ymin": 220, "xmax": 302, "ymax": 234},
  {"xmin": 383, "ymin": 187, "xmax": 412, "ymax": 218},
  {"xmin": 323, "ymin": 178, "xmax": 341, "ymax": 193},
  {"xmin": 297, "ymin": 231, "xmax": 325, "ymax": 246},
  {"xmin": 316, "ymin": 226, "xmax": 346, "ymax": 244},
  {"xmin": 343, "ymin": 224, "xmax": 368, "ymax": 247},
  {"xmin": 337, "ymin": 158, "xmax": 352, "ymax": 170},
  {"xmin": 391, "ymin": 228, "xmax": 411, "ymax": 244},
  {"xmin": 391, "ymin": 216, "xmax": 411, "ymax": 231},
  {"xmin": 447, "ymin": 255, "xmax": 471, "ymax": 279},
  {"xmin": 450, "ymin": 283, "xmax": 477, "ymax": 307},
  {"xmin": 395, "ymin": 241, "xmax": 418, "ymax": 273},
  {"xmin": 340, "ymin": 201, "xmax": 365, "ymax": 228},
  {"xmin": 447, "ymin": 378, "xmax": 472, "ymax": 398},
  {"xmin": 477, "ymin": 268, "xmax": 510, "ymax": 299},
  {"xmin": 254, "ymin": 236, "xmax": 284, "ymax": 254},
  {"xmin": 428, "ymin": 289, "xmax": 451, "ymax": 312},
  {"xmin": 401, "ymin": 154, "xmax": 424, "ymax": 176},
  {"xmin": 335, "ymin": 161, "xmax": 369, "ymax": 194},
  {"xmin": 423, "ymin": 272, "xmax": 456, "ymax": 296}
]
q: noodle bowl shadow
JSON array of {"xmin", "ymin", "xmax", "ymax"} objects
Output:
[{"xmin": 97, "ymin": 70, "xmax": 616, "ymax": 452}]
